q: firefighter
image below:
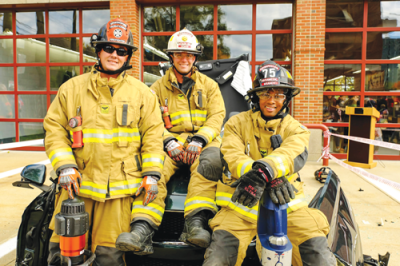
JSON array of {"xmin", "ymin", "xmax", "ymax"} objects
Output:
[
  {"xmin": 44, "ymin": 18, "xmax": 164, "ymax": 266},
  {"xmin": 203, "ymin": 61, "xmax": 337, "ymax": 266},
  {"xmin": 115, "ymin": 28, "xmax": 225, "ymax": 253}
]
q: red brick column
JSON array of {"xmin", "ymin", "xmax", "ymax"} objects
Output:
[
  {"xmin": 293, "ymin": 0, "xmax": 326, "ymax": 124},
  {"xmin": 110, "ymin": 0, "xmax": 140, "ymax": 79}
]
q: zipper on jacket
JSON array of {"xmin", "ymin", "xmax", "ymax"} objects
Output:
[{"xmin": 172, "ymin": 82, "xmax": 195, "ymax": 133}]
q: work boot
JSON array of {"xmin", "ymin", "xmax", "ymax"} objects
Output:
[
  {"xmin": 115, "ymin": 221, "xmax": 154, "ymax": 255},
  {"xmin": 179, "ymin": 211, "xmax": 211, "ymax": 248}
]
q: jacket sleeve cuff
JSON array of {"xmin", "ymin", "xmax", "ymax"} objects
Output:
[
  {"xmin": 193, "ymin": 134, "xmax": 209, "ymax": 146},
  {"xmin": 253, "ymin": 161, "xmax": 274, "ymax": 180},
  {"xmin": 142, "ymin": 171, "xmax": 161, "ymax": 181},
  {"xmin": 56, "ymin": 164, "xmax": 78, "ymax": 176}
]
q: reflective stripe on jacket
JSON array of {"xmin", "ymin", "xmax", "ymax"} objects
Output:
[
  {"xmin": 151, "ymin": 67, "xmax": 225, "ymax": 145},
  {"xmin": 218, "ymin": 110, "xmax": 310, "ymax": 222},
  {"xmin": 44, "ymin": 69, "xmax": 165, "ymax": 202}
]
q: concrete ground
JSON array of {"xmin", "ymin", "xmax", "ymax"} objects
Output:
[{"xmin": 0, "ymin": 151, "xmax": 399, "ymax": 265}]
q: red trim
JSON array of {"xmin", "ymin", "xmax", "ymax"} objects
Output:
[{"xmin": 331, "ymin": 153, "xmax": 400, "ymax": 160}]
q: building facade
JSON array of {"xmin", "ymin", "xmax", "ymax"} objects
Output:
[{"xmin": 0, "ymin": 0, "xmax": 399, "ymax": 160}]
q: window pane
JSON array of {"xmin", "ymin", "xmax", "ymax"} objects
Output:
[
  {"xmin": 19, "ymin": 122, "xmax": 45, "ymax": 142},
  {"xmin": 256, "ymin": 4, "xmax": 292, "ymax": 30},
  {"xmin": 324, "ymin": 64, "xmax": 361, "ymax": 92},
  {"xmin": 144, "ymin": 36, "xmax": 170, "ymax": 62},
  {"xmin": 323, "ymin": 95, "xmax": 360, "ymax": 123},
  {"xmin": 367, "ymin": 31, "xmax": 400, "ymax": 59},
  {"xmin": 50, "ymin": 66, "xmax": 80, "ymax": 91},
  {"xmin": 325, "ymin": 32, "xmax": 362, "ymax": 60},
  {"xmin": 197, "ymin": 35, "xmax": 213, "ymax": 61},
  {"xmin": 1, "ymin": 12, "xmax": 13, "ymax": 35},
  {"xmin": 326, "ymin": 126, "xmax": 349, "ymax": 153},
  {"xmin": 144, "ymin": 7, "xmax": 176, "ymax": 32},
  {"xmin": 181, "ymin": 5, "xmax": 213, "ymax": 31},
  {"xmin": 18, "ymin": 95, "xmax": 47, "ymax": 119},
  {"xmin": 0, "ymin": 39, "xmax": 13, "ymax": 63},
  {"xmin": 0, "ymin": 122, "xmax": 16, "ymax": 144},
  {"xmin": 376, "ymin": 128, "xmax": 400, "ymax": 154},
  {"xmin": 50, "ymin": 37, "xmax": 80, "ymax": 62},
  {"xmin": 83, "ymin": 37, "xmax": 97, "ymax": 63},
  {"xmin": 366, "ymin": 96, "xmax": 400, "ymax": 123},
  {"xmin": 0, "ymin": 94, "xmax": 15, "ymax": 118},
  {"xmin": 17, "ymin": 38, "xmax": 46, "ymax": 63},
  {"xmin": 16, "ymin": 11, "xmax": 45, "ymax": 35},
  {"xmin": 82, "ymin": 9, "xmax": 110, "ymax": 33},
  {"xmin": 218, "ymin": 5, "xmax": 252, "ymax": 31},
  {"xmin": 256, "ymin": 34, "xmax": 292, "ymax": 61},
  {"xmin": 144, "ymin": 66, "xmax": 162, "ymax": 87},
  {"xmin": 49, "ymin": 10, "xmax": 79, "ymax": 34},
  {"xmin": 218, "ymin": 35, "xmax": 251, "ymax": 60},
  {"xmin": 368, "ymin": 0, "xmax": 400, "ymax": 27},
  {"xmin": 0, "ymin": 67, "xmax": 14, "ymax": 90},
  {"xmin": 326, "ymin": 0, "xmax": 363, "ymax": 28},
  {"xmin": 365, "ymin": 64, "xmax": 400, "ymax": 91},
  {"xmin": 18, "ymin": 66, "xmax": 46, "ymax": 91}
]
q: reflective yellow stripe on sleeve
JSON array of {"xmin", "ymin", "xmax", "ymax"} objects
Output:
[
  {"xmin": 80, "ymin": 181, "xmax": 107, "ymax": 199},
  {"xmin": 287, "ymin": 193, "xmax": 308, "ymax": 214},
  {"xmin": 197, "ymin": 126, "xmax": 216, "ymax": 143},
  {"xmin": 142, "ymin": 154, "xmax": 164, "ymax": 169},
  {"xmin": 236, "ymin": 158, "xmax": 254, "ymax": 178},
  {"xmin": 132, "ymin": 201, "xmax": 165, "ymax": 222},
  {"xmin": 48, "ymin": 147, "xmax": 75, "ymax": 168},
  {"xmin": 265, "ymin": 155, "xmax": 289, "ymax": 177},
  {"xmin": 216, "ymin": 192, "xmax": 258, "ymax": 221},
  {"xmin": 184, "ymin": 196, "xmax": 218, "ymax": 213}
]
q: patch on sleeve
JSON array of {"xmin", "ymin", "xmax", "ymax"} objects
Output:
[
  {"xmin": 300, "ymin": 125, "xmax": 307, "ymax": 130},
  {"xmin": 150, "ymin": 89, "xmax": 156, "ymax": 95}
]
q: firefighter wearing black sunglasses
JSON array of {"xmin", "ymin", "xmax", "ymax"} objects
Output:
[{"xmin": 46, "ymin": 18, "xmax": 165, "ymax": 266}]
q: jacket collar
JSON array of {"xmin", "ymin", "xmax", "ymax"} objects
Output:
[
  {"xmin": 251, "ymin": 111, "xmax": 284, "ymax": 138},
  {"xmin": 88, "ymin": 66, "xmax": 126, "ymax": 99},
  {"xmin": 163, "ymin": 66, "xmax": 198, "ymax": 92}
]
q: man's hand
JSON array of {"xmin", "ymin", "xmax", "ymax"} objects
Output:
[
  {"xmin": 230, "ymin": 166, "xmax": 271, "ymax": 208},
  {"xmin": 184, "ymin": 140, "xmax": 203, "ymax": 165},
  {"xmin": 266, "ymin": 176, "xmax": 296, "ymax": 205},
  {"xmin": 135, "ymin": 176, "xmax": 158, "ymax": 206},
  {"xmin": 58, "ymin": 168, "xmax": 82, "ymax": 199},
  {"xmin": 166, "ymin": 140, "xmax": 185, "ymax": 162}
]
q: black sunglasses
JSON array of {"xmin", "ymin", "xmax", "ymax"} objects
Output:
[{"xmin": 102, "ymin": 45, "xmax": 129, "ymax": 56}]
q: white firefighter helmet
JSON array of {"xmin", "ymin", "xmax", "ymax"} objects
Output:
[{"xmin": 165, "ymin": 28, "xmax": 203, "ymax": 55}]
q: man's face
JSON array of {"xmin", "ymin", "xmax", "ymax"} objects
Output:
[
  {"xmin": 172, "ymin": 52, "xmax": 195, "ymax": 74},
  {"xmin": 98, "ymin": 44, "xmax": 129, "ymax": 72},
  {"xmin": 256, "ymin": 88, "xmax": 287, "ymax": 118}
]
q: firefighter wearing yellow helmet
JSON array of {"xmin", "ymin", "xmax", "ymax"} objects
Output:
[
  {"xmin": 115, "ymin": 28, "xmax": 225, "ymax": 254},
  {"xmin": 45, "ymin": 18, "xmax": 165, "ymax": 265},
  {"xmin": 203, "ymin": 61, "xmax": 337, "ymax": 266}
]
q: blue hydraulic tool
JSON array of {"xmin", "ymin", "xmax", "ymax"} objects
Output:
[{"xmin": 258, "ymin": 191, "xmax": 292, "ymax": 266}]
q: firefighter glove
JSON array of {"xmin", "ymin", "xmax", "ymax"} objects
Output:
[
  {"xmin": 136, "ymin": 176, "xmax": 158, "ymax": 206},
  {"xmin": 58, "ymin": 168, "xmax": 82, "ymax": 199},
  {"xmin": 266, "ymin": 176, "xmax": 296, "ymax": 205},
  {"xmin": 230, "ymin": 166, "xmax": 272, "ymax": 208},
  {"xmin": 184, "ymin": 140, "xmax": 203, "ymax": 165},
  {"xmin": 166, "ymin": 140, "xmax": 185, "ymax": 162}
]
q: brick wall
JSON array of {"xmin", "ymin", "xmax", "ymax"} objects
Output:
[
  {"xmin": 110, "ymin": 0, "xmax": 140, "ymax": 79},
  {"xmin": 294, "ymin": 0, "xmax": 326, "ymax": 124}
]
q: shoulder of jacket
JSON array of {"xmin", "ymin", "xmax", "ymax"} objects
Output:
[
  {"xmin": 227, "ymin": 110, "xmax": 251, "ymax": 127},
  {"xmin": 195, "ymin": 71, "xmax": 218, "ymax": 86}
]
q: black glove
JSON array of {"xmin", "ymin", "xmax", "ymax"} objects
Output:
[
  {"xmin": 266, "ymin": 176, "xmax": 296, "ymax": 205},
  {"xmin": 230, "ymin": 165, "xmax": 272, "ymax": 208}
]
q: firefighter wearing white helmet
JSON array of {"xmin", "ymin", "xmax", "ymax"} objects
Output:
[
  {"xmin": 203, "ymin": 61, "xmax": 338, "ymax": 266},
  {"xmin": 115, "ymin": 28, "xmax": 225, "ymax": 254}
]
